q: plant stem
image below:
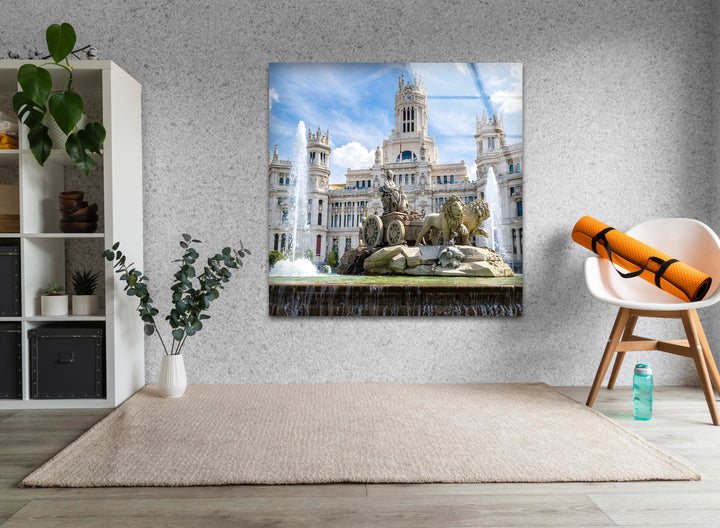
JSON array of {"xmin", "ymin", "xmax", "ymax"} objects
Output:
[
  {"xmin": 152, "ymin": 323, "xmax": 169, "ymax": 356},
  {"xmin": 176, "ymin": 333, "xmax": 188, "ymax": 356}
]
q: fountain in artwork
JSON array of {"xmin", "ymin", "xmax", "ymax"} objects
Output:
[
  {"xmin": 338, "ymin": 170, "xmax": 514, "ymax": 277},
  {"xmin": 269, "ymin": 121, "xmax": 319, "ymax": 277}
]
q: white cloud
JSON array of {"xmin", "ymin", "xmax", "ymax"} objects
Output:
[
  {"xmin": 332, "ymin": 142, "xmax": 375, "ymax": 171},
  {"xmin": 269, "ymin": 88, "xmax": 279, "ymax": 110}
]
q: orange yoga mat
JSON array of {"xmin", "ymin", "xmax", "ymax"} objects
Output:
[{"xmin": 572, "ymin": 216, "xmax": 712, "ymax": 302}]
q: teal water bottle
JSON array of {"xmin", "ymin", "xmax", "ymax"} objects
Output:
[{"xmin": 633, "ymin": 363, "xmax": 653, "ymax": 420}]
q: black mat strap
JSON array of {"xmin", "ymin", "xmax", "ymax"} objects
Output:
[{"xmin": 593, "ymin": 229, "xmax": 678, "ymax": 286}]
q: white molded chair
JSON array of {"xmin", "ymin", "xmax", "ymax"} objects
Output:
[{"xmin": 584, "ymin": 218, "xmax": 720, "ymax": 425}]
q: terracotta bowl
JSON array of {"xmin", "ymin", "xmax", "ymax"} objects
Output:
[
  {"xmin": 64, "ymin": 204, "xmax": 98, "ymax": 221},
  {"xmin": 59, "ymin": 221, "xmax": 98, "ymax": 233},
  {"xmin": 59, "ymin": 191, "xmax": 84, "ymax": 201}
]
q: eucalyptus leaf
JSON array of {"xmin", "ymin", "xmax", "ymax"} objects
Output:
[
  {"xmin": 46, "ymin": 22, "xmax": 76, "ymax": 63},
  {"xmin": 48, "ymin": 91, "xmax": 83, "ymax": 134},
  {"xmin": 17, "ymin": 64, "xmax": 52, "ymax": 107},
  {"xmin": 182, "ymin": 234, "xmax": 191, "ymax": 242},
  {"xmin": 144, "ymin": 324, "xmax": 155, "ymax": 336}
]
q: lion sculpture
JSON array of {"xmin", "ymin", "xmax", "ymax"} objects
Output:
[
  {"xmin": 460, "ymin": 199, "xmax": 491, "ymax": 245},
  {"xmin": 417, "ymin": 195, "xmax": 465, "ymax": 246}
]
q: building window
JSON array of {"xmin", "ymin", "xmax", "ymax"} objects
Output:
[
  {"xmin": 512, "ymin": 229, "xmax": 517, "ymax": 254},
  {"xmin": 345, "ymin": 237, "xmax": 352, "ymax": 251},
  {"xmin": 318, "ymin": 212, "xmax": 322, "ymax": 225},
  {"xmin": 517, "ymin": 201, "xmax": 523, "ymax": 217},
  {"xmin": 443, "ymin": 175, "xmax": 448, "ymax": 184},
  {"xmin": 519, "ymin": 228, "xmax": 523, "ymax": 254},
  {"xmin": 281, "ymin": 234, "xmax": 286, "ymax": 252},
  {"xmin": 396, "ymin": 150, "xmax": 416, "ymax": 162},
  {"xmin": 309, "ymin": 152, "xmax": 316, "ymax": 163},
  {"xmin": 282, "ymin": 211, "xmax": 288, "ymax": 224},
  {"xmin": 367, "ymin": 180, "xmax": 371, "ymax": 187},
  {"xmin": 510, "ymin": 187, "xmax": 515, "ymax": 196},
  {"xmin": 316, "ymin": 235, "xmax": 322, "ymax": 257},
  {"xmin": 411, "ymin": 174, "xmax": 415, "ymax": 184},
  {"xmin": 274, "ymin": 234, "xmax": 279, "ymax": 251},
  {"xmin": 516, "ymin": 162, "xmax": 521, "ymax": 172},
  {"xmin": 279, "ymin": 177, "xmax": 284, "ymax": 185},
  {"xmin": 488, "ymin": 137, "xmax": 495, "ymax": 149},
  {"xmin": 509, "ymin": 164, "xmax": 514, "ymax": 173},
  {"xmin": 277, "ymin": 197, "xmax": 282, "ymax": 205},
  {"xmin": 478, "ymin": 140, "xmax": 483, "ymax": 153},
  {"xmin": 436, "ymin": 176, "xmax": 441, "ymax": 184},
  {"xmin": 307, "ymin": 212, "xmax": 311, "ymax": 225},
  {"xmin": 480, "ymin": 192, "xmax": 484, "ymax": 200},
  {"xmin": 450, "ymin": 175, "xmax": 454, "ymax": 184}
]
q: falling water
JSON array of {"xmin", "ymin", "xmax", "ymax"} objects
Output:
[
  {"xmin": 270, "ymin": 121, "xmax": 319, "ymax": 277},
  {"xmin": 290, "ymin": 121, "xmax": 309, "ymax": 261},
  {"xmin": 484, "ymin": 166, "xmax": 508, "ymax": 263}
]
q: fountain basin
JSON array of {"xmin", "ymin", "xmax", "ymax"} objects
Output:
[{"xmin": 269, "ymin": 276, "xmax": 522, "ymax": 316}]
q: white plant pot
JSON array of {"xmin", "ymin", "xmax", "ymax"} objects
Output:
[
  {"xmin": 47, "ymin": 113, "xmax": 89, "ymax": 147},
  {"xmin": 40, "ymin": 295, "xmax": 68, "ymax": 316},
  {"xmin": 158, "ymin": 354, "xmax": 187, "ymax": 398},
  {"xmin": 72, "ymin": 295, "xmax": 99, "ymax": 316}
]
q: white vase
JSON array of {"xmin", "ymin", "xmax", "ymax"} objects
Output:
[
  {"xmin": 41, "ymin": 295, "xmax": 68, "ymax": 316},
  {"xmin": 158, "ymin": 354, "xmax": 187, "ymax": 398},
  {"xmin": 72, "ymin": 295, "xmax": 99, "ymax": 316}
]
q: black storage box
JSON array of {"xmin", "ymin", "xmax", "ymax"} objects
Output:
[
  {"xmin": 29, "ymin": 324, "xmax": 105, "ymax": 399},
  {"xmin": 0, "ymin": 243, "xmax": 20, "ymax": 316},
  {"xmin": 0, "ymin": 323, "xmax": 22, "ymax": 399}
]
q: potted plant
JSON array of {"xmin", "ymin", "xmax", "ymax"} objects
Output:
[
  {"xmin": 40, "ymin": 283, "xmax": 68, "ymax": 316},
  {"xmin": 103, "ymin": 234, "xmax": 250, "ymax": 398},
  {"xmin": 12, "ymin": 22, "xmax": 105, "ymax": 175},
  {"xmin": 71, "ymin": 268, "xmax": 100, "ymax": 315}
]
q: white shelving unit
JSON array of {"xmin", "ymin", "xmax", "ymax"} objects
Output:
[{"xmin": 0, "ymin": 60, "xmax": 144, "ymax": 409}]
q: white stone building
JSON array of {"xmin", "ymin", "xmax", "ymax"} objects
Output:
[{"xmin": 268, "ymin": 75, "xmax": 524, "ymax": 272}]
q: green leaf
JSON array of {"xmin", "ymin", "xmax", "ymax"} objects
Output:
[
  {"xmin": 13, "ymin": 92, "xmax": 45, "ymax": 128},
  {"xmin": 27, "ymin": 124, "xmax": 52, "ymax": 165},
  {"xmin": 77, "ymin": 122, "xmax": 105, "ymax": 154},
  {"xmin": 48, "ymin": 91, "xmax": 83, "ymax": 135},
  {"xmin": 112, "ymin": 242, "xmax": 120, "ymax": 250},
  {"xmin": 17, "ymin": 64, "xmax": 52, "ymax": 107},
  {"xmin": 172, "ymin": 328, "xmax": 184, "ymax": 341},
  {"xmin": 46, "ymin": 23, "xmax": 76, "ymax": 63},
  {"xmin": 65, "ymin": 132, "xmax": 98, "ymax": 175}
]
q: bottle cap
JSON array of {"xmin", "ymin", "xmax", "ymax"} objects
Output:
[{"xmin": 635, "ymin": 363, "xmax": 652, "ymax": 375}]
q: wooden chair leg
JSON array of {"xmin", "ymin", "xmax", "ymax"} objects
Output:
[
  {"xmin": 690, "ymin": 309, "xmax": 720, "ymax": 397},
  {"xmin": 608, "ymin": 314, "xmax": 638, "ymax": 389},
  {"xmin": 587, "ymin": 308, "xmax": 630, "ymax": 408},
  {"xmin": 681, "ymin": 311, "xmax": 720, "ymax": 426}
]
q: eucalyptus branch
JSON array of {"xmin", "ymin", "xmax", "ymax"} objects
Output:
[{"xmin": 104, "ymin": 234, "xmax": 250, "ymax": 356}]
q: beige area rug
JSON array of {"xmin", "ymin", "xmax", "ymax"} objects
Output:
[{"xmin": 21, "ymin": 383, "xmax": 699, "ymax": 487}]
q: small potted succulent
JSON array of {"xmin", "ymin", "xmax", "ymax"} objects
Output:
[
  {"xmin": 71, "ymin": 268, "xmax": 100, "ymax": 315},
  {"xmin": 40, "ymin": 282, "xmax": 68, "ymax": 316}
]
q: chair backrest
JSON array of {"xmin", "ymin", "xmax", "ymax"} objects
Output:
[{"xmin": 597, "ymin": 218, "xmax": 720, "ymax": 304}]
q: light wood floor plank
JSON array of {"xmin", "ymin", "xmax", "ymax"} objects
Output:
[
  {"xmin": 1, "ymin": 494, "xmax": 613, "ymax": 528},
  {"xmin": 589, "ymin": 492, "xmax": 720, "ymax": 525},
  {"xmin": 0, "ymin": 481, "xmax": 367, "ymax": 500}
]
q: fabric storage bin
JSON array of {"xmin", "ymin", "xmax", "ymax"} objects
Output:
[
  {"xmin": 0, "ymin": 243, "xmax": 20, "ymax": 316},
  {"xmin": 0, "ymin": 323, "xmax": 22, "ymax": 399},
  {"xmin": 29, "ymin": 324, "xmax": 105, "ymax": 399}
]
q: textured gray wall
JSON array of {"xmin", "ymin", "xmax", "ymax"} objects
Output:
[{"xmin": 2, "ymin": 0, "xmax": 718, "ymax": 386}]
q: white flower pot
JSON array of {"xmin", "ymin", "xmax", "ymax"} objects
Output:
[
  {"xmin": 72, "ymin": 295, "xmax": 99, "ymax": 316},
  {"xmin": 40, "ymin": 295, "xmax": 68, "ymax": 316},
  {"xmin": 158, "ymin": 354, "xmax": 187, "ymax": 398}
]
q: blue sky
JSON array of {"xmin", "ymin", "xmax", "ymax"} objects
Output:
[{"xmin": 269, "ymin": 63, "xmax": 522, "ymax": 184}]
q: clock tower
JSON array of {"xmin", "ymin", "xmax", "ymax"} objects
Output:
[{"xmin": 382, "ymin": 74, "xmax": 438, "ymax": 164}]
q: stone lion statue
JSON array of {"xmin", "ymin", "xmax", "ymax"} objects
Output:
[
  {"xmin": 417, "ymin": 195, "xmax": 465, "ymax": 246},
  {"xmin": 459, "ymin": 199, "xmax": 491, "ymax": 245}
]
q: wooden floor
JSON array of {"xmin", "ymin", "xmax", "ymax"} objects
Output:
[{"xmin": 1, "ymin": 385, "xmax": 719, "ymax": 527}]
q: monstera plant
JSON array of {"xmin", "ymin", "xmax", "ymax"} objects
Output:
[{"xmin": 12, "ymin": 23, "xmax": 105, "ymax": 175}]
